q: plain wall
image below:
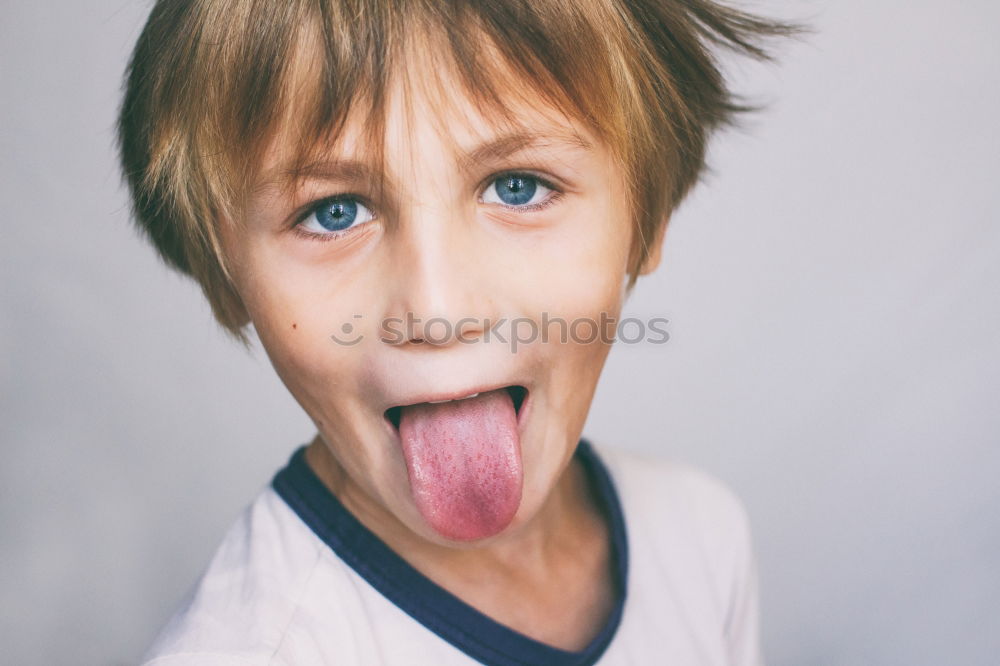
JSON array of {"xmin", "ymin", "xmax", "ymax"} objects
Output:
[{"xmin": 1, "ymin": 1, "xmax": 998, "ymax": 664}]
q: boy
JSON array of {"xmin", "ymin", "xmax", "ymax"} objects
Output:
[{"xmin": 120, "ymin": 1, "xmax": 791, "ymax": 664}]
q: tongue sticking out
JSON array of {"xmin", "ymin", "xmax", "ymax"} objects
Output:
[{"xmin": 397, "ymin": 388, "xmax": 523, "ymax": 541}]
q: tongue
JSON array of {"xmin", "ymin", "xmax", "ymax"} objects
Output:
[{"xmin": 397, "ymin": 388, "xmax": 522, "ymax": 541}]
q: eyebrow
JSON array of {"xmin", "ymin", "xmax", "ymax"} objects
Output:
[
  {"xmin": 258, "ymin": 129, "xmax": 593, "ymax": 191},
  {"xmin": 455, "ymin": 129, "xmax": 593, "ymax": 172},
  {"xmin": 256, "ymin": 160, "xmax": 376, "ymax": 193}
]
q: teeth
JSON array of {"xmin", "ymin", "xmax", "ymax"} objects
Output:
[{"xmin": 427, "ymin": 392, "xmax": 480, "ymax": 405}]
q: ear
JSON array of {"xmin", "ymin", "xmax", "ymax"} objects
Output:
[{"xmin": 638, "ymin": 214, "xmax": 670, "ymax": 275}]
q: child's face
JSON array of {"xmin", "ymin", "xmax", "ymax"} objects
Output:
[{"xmin": 222, "ymin": 60, "xmax": 635, "ymax": 545}]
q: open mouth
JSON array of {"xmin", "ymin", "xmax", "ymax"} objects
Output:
[
  {"xmin": 385, "ymin": 384, "xmax": 528, "ymax": 540},
  {"xmin": 385, "ymin": 384, "xmax": 528, "ymax": 431}
]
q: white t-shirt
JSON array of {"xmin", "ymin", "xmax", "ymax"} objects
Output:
[{"xmin": 142, "ymin": 440, "xmax": 762, "ymax": 665}]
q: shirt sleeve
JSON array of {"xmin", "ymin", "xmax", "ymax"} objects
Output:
[
  {"xmin": 143, "ymin": 654, "xmax": 263, "ymax": 666},
  {"xmin": 722, "ymin": 499, "xmax": 764, "ymax": 666}
]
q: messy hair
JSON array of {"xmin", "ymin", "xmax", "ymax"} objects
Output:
[{"xmin": 118, "ymin": 0, "xmax": 795, "ymax": 342}]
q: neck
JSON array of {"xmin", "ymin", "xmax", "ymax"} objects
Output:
[{"xmin": 304, "ymin": 434, "xmax": 604, "ymax": 580}]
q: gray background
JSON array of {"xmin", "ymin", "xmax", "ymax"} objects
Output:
[{"xmin": 2, "ymin": 1, "xmax": 998, "ymax": 664}]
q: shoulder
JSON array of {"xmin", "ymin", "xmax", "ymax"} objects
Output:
[
  {"xmin": 595, "ymin": 442, "xmax": 752, "ymax": 540},
  {"xmin": 593, "ymin": 441, "xmax": 756, "ymax": 599},
  {"xmin": 592, "ymin": 442, "xmax": 763, "ymax": 663},
  {"xmin": 140, "ymin": 487, "xmax": 324, "ymax": 666}
]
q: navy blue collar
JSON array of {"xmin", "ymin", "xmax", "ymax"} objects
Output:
[{"xmin": 272, "ymin": 438, "xmax": 628, "ymax": 666}]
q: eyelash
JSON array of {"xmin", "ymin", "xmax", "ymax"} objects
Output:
[
  {"xmin": 483, "ymin": 170, "xmax": 563, "ymax": 212},
  {"xmin": 291, "ymin": 171, "xmax": 563, "ymax": 243},
  {"xmin": 292, "ymin": 194, "xmax": 375, "ymax": 243}
]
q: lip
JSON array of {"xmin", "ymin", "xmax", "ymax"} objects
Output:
[{"xmin": 383, "ymin": 384, "xmax": 530, "ymax": 434}]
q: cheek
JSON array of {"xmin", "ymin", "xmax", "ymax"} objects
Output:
[
  {"xmin": 236, "ymin": 230, "xmax": 373, "ymax": 335},
  {"xmin": 228, "ymin": 241, "xmax": 376, "ymax": 409},
  {"xmin": 513, "ymin": 200, "xmax": 631, "ymax": 325},
  {"xmin": 512, "ymin": 198, "xmax": 629, "ymax": 435}
]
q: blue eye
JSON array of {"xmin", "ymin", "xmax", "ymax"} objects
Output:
[
  {"xmin": 482, "ymin": 174, "xmax": 553, "ymax": 208},
  {"xmin": 299, "ymin": 196, "xmax": 375, "ymax": 236}
]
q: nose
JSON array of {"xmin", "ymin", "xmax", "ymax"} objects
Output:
[{"xmin": 383, "ymin": 205, "xmax": 493, "ymax": 348}]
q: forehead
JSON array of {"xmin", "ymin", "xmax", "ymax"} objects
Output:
[{"xmin": 253, "ymin": 25, "xmax": 603, "ymax": 191}]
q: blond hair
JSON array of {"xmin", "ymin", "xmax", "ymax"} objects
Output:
[{"xmin": 118, "ymin": 0, "xmax": 794, "ymax": 342}]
